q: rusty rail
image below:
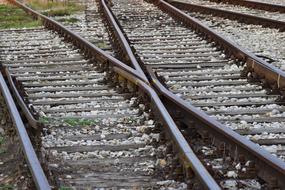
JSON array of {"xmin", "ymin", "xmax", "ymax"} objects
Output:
[
  {"xmin": 3, "ymin": 0, "xmax": 223, "ymax": 189},
  {"xmin": 167, "ymin": 0, "xmax": 285, "ymax": 31},
  {"xmin": 114, "ymin": 68, "xmax": 221, "ymax": 190},
  {"xmin": 146, "ymin": 67, "xmax": 285, "ymax": 189},
  {"xmin": 0, "ymin": 72, "xmax": 51, "ymax": 189},
  {"xmin": 3, "ymin": 67, "xmax": 39, "ymax": 129},
  {"xmin": 100, "ymin": 1, "xmax": 223, "ymax": 189},
  {"xmin": 153, "ymin": 0, "xmax": 285, "ymax": 97},
  {"xmin": 208, "ymin": 0, "xmax": 285, "ymax": 13},
  {"xmin": 102, "ymin": 0, "xmax": 285, "ymax": 188},
  {"xmin": 100, "ymin": 0, "xmax": 148, "ymax": 82},
  {"xmin": 7, "ymin": 0, "xmax": 148, "ymax": 84}
]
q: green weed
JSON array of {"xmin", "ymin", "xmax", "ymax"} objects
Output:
[
  {"xmin": 0, "ymin": 135, "xmax": 5, "ymax": 154},
  {"xmin": 0, "ymin": 135, "xmax": 4, "ymax": 145},
  {"xmin": 57, "ymin": 17, "xmax": 79, "ymax": 23},
  {"xmin": 27, "ymin": 0, "xmax": 83, "ymax": 16},
  {"xmin": 63, "ymin": 118, "xmax": 98, "ymax": 127},
  {"xmin": 0, "ymin": 184, "xmax": 15, "ymax": 190},
  {"xmin": 0, "ymin": 4, "xmax": 41, "ymax": 29},
  {"xmin": 39, "ymin": 117, "xmax": 49, "ymax": 124},
  {"xmin": 96, "ymin": 41, "xmax": 109, "ymax": 49}
]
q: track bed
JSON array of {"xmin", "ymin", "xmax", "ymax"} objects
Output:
[
  {"xmin": 111, "ymin": 0, "xmax": 285, "ymax": 163},
  {"xmin": 0, "ymin": 27, "xmax": 187, "ymax": 189},
  {"xmin": 180, "ymin": 11, "xmax": 285, "ymax": 70},
  {"xmin": 177, "ymin": 0, "xmax": 285, "ymax": 21},
  {"xmin": 51, "ymin": 0, "xmax": 113, "ymax": 52}
]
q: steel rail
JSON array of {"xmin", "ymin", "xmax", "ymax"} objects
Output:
[
  {"xmin": 5, "ymin": 0, "xmax": 150, "ymax": 129},
  {"xmin": 3, "ymin": 67, "xmax": 39, "ymax": 129},
  {"xmin": 208, "ymin": 0, "xmax": 285, "ymax": 13},
  {"xmin": 2, "ymin": 1, "xmax": 221, "ymax": 189},
  {"xmin": 167, "ymin": 0, "xmax": 285, "ymax": 31},
  {"xmin": 152, "ymin": 0, "xmax": 285, "ymax": 97},
  {"xmin": 146, "ymin": 67, "xmax": 285, "ymax": 189},
  {"xmin": 7, "ymin": 0, "xmax": 148, "ymax": 84},
  {"xmin": 0, "ymin": 72, "xmax": 50, "ymax": 189},
  {"xmin": 100, "ymin": 0, "xmax": 148, "ymax": 82},
  {"xmin": 102, "ymin": 0, "xmax": 285, "ymax": 188},
  {"xmin": 113, "ymin": 67, "xmax": 221, "ymax": 190},
  {"xmin": 100, "ymin": 1, "xmax": 222, "ymax": 189}
]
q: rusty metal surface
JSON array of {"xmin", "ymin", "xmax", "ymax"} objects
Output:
[
  {"xmin": 0, "ymin": 72, "xmax": 51, "ymax": 190},
  {"xmin": 101, "ymin": 0, "xmax": 285, "ymax": 188},
  {"xmin": 167, "ymin": 0, "xmax": 285, "ymax": 31},
  {"xmin": 100, "ymin": 1, "xmax": 221, "ymax": 188},
  {"xmin": 154, "ymin": 0, "xmax": 285, "ymax": 97},
  {"xmin": 208, "ymin": 0, "xmax": 285, "ymax": 13},
  {"xmin": 3, "ymin": 0, "xmax": 221, "ymax": 189},
  {"xmin": 102, "ymin": 0, "xmax": 285, "ymax": 188},
  {"xmin": 7, "ymin": 0, "xmax": 148, "ymax": 84},
  {"xmin": 146, "ymin": 67, "xmax": 285, "ymax": 189},
  {"xmin": 114, "ymin": 67, "xmax": 221, "ymax": 190},
  {"xmin": 3, "ymin": 67, "xmax": 39, "ymax": 129},
  {"xmin": 100, "ymin": 0, "xmax": 148, "ymax": 82}
]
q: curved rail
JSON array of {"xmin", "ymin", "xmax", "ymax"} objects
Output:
[
  {"xmin": 153, "ymin": 0, "xmax": 285, "ymax": 97},
  {"xmin": 100, "ymin": 0, "xmax": 221, "ymax": 189},
  {"xmin": 113, "ymin": 67, "xmax": 221, "ymax": 190},
  {"xmin": 0, "ymin": 72, "xmax": 50, "ymax": 189},
  {"xmin": 100, "ymin": 0, "xmax": 148, "ymax": 82},
  {"xmin": 3, "ymin": 68, "xmax": 39, "ymax": 129},
  {"xmin": 3, "ymin": 0, "xmax": 222, "ymax": 189},
  {"xmin": 167, "ymin": 0, "xmax": 285, "ymax": 31},
  {"xmin": 209, "ymin": 0, "xmax": 285, "ymax": 13},
  {"xmin": 102, "ymin": 0, "xmax": 285, "ymax": 188},
  {"xmin": 146, "ymin": 67, "xmax": 285, "ymax": 189}
]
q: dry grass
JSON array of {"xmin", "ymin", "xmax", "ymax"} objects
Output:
[
  {"xmin": 25, "ymin": 0, "xmax": 83, "ymax": 16},
  {"xmin": 0, "ymin": 4, "xmax": 41, "ymax": 29}
]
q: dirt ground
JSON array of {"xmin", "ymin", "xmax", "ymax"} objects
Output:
[{"xmin": 0, "ymin": 97, "xmax": 34, "ymax": 189}]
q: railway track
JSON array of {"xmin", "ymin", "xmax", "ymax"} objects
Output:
[
  {"xmin": 166, "ymin": 0, "xmax": 285, "ymax": 32},
  {"xmin": 252, "ymin": 0, "xmax": 285, "ymax": 6},
  {"xmin": 111, "ymin": 0, "xmax": 285, "ymax": 160},
  {"xmin": 46, "ymin": 0, "xmax": 147, "ymax": 79},
  {"xmin": 103, "ymin": 0, "xmax": 285, "ymax": 188},
  {"xmin": 0, "ymin": 28, "xmax": 191, "ymax": 188},
  {"xmin": 208, "ymin": 0, "xmax": 285, "ymax": 12},
  {"xmin": 1, "ymin": 0, "xmax": 285, "ymax": 189},
  {"xmin": 166, "ymin": 2, "xmax": 285, "ymax": 71},
  {"xmin": 0, "ymin": 62, "xmax": 49, "ymax": 188},
  {"xmin": 0, "ymin": 1, "xmax": 220, "ymax": 189},
  {"xmin": 47, "ymin": 0, "xmax": 113, "ymax": 53},
  {"xmin": 176, "ymin": 0, "xmax": 285, "ymax": 22}
]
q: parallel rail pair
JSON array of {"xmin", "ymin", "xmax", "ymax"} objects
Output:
[
  {"xmin": 166, "ymin": 0, "xmax": 285, "ymax": 31},
  {"xmin": 208, "ymin": 0, "xmax": 285, "ymax": 13}
]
